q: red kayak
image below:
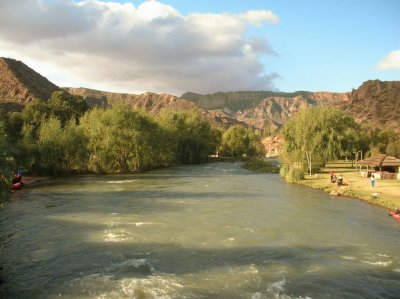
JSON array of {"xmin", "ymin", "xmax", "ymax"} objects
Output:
[
  {"xmin": 11, "ymin": 182, "xmax": 24, "ymax": 190},
  {"xmin": 389, "ymin": 211, "xmax": 400, "ymax": 221}
]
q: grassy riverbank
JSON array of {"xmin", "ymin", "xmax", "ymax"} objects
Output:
[{"xmin": 297, "ymin": 161, "xmax": 400, "ymax": 210}]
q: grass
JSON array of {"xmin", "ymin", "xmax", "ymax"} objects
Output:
[{"xmin": 297, "ymin": 161, "xmax": 400, "ymax": 210}]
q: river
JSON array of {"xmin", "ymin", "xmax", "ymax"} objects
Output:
[{"xmin": 1, "ymin": 162, "xmax": 399, "ymax": 298}]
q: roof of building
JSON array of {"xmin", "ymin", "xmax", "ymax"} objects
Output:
[{"xmin": 357, "ymin": 154, "xmax": 400, "ymax": 167}]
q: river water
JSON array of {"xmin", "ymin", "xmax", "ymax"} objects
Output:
[{"xmin": 1, "ymin": 162, "xmax": 399, "ymax": 298}]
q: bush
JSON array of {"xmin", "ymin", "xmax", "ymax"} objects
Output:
[
  {"xmin": 285, "ymin": 167, "xmax": 305, "ymax": 183},
  {"xmin": 243, "ymin": 158, "xmax": 279, "ymax": 173},
  {"xmin": 279, "ymin": 164, "xmax": 290, "ymax": 178}
]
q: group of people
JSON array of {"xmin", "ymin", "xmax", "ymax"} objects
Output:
[
  {"xmin": 11, "ymin": 173, "xmax": 22, "ymax": 184},
  {"xmin": 329, "ymin": 170, "xmax": 346, "ymax": 186},
  {"xmin": 329, "ymin": 170, "xmax": 379, "ymax": 188},
  {"xmin": 11, "ymin": 172, "xmax": 24, "ymax": 190}
]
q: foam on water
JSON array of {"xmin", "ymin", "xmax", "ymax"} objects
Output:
[
  {"xmin": 362, "ymin": 260, "xmax": 392, "ymax": 266},
  {"xmin": 249, "ymin": 278, "xmax": 313, "ymax": 299},
  {"xmin": 340, "ymin": 255, "xmax": 357, "ymax": 260},
  {"xmin": 103, "ymin": 229, "xmax": 134, "ymax": 242},
  {"xmin": 134, "ymin": 222, "xmax": 154, "ymax": 226},
  {"xmin": 108, "ymin": 258, "xmax": 152, "ymax": 271},
  {"xmin": 106, "ymin": 180, "xmax": 136, "ymax": 184},
  {"xmin": 95, "ymin": 275, "xmax": 183, "ymax": 299}
]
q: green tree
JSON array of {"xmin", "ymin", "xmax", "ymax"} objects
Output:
[
  {"xmin": 359, "ymin": 123, "xmax": 399, "ymax": 158},
  {"xmin": 23, "ymin": 117, "xmax": 88, "ymax": 175},
  {"xmin": 0, "ymin": 119, "xmax": 15, "ymax": 206},
  {"xmin": 47, "ymin": 91, "xmax": 88, "ymax": 124},
  {"xmin": 281, "ymin": 107, "xmax": 360, "ymax": 175},
  {"xmin": 220, "ymin": 125, "xmax": 263, "ymax": 158},
  {"xmin": 386, "ymin": 139, "xmax": 400, "ymax": 157},
  {"xmin": 81, "ymin": 105, "xmax": 166, "ymax": 173},
  {"xmin": 157, "ymin": 110, "xmax": 213, "ymax": 164}
]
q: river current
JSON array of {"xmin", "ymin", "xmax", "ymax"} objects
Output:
[{"xmin": 1, "ymin": 162, "xmax": 399, "ymax": 298}]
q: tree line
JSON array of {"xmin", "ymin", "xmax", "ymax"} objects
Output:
[
  {"xmin": 0, "ymin": 91, "xmax": 266, "ymax": 204},
  {"xmin": 1, "ymin": 93, "xmax": 399, "ymax": 203}
]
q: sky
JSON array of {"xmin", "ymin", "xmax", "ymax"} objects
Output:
[{"xmin": 0, "ymin": 0, "xmax": 399, "ymax": 95}]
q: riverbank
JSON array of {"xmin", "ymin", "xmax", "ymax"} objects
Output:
[{"xmin": 297, "ymin": 161, "xmax": 400, "ymax": 210}]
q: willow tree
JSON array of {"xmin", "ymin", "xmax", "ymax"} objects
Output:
[
  {"xmin": 281, "ymin": 107, "xmax": 360, "ymax": 175},
  {"xmin": 0, "ymin": 118, "xmax": 15, "ymax": 206},
  {"xmin": 220, "ymin": 125, "xmax": 263, "ymax": 158},
  {"xmin": 157, "ymin": 110, "xmax": 213, "ymax": 164},
  {"xmin": 29, "ymin": 117, "xmax": 88, "ymax": 175},
  {"xmin": 81, "ymin": 105, "xmax": 166, "ymax": 173}
]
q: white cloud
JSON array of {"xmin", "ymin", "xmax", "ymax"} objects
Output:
[
  {"xmin": 376, "ymin": 50, "xmax": 400, "ymax": 70},
  {"xmin": 0, "ymin": 0, "xmax": 279, "ymax": 95},
  {"xmin": 239, "ymin": 10, "xmax": 279, "ymax": 26}
]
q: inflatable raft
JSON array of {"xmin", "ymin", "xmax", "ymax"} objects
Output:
[{"xmin": 11, "ymin": 182, "xmax": 24, "ymax": 190}]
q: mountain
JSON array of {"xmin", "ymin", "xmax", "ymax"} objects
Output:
[
  {"xmin": 341, "ymin": 80, "xmax": 400, "ymax": 133},
  {"xmin": 0, "ymin": 57, "xmax": 61, "ymax": 106},
  {"xmin": 182, "ymin": 90, "xmax": 351, "ymax": 130},
  {"xmin": 64, "ymin": 87, "xmax": 247, "ymax": 129},
  {"xmin": 1, "ymin": 57, "xmax": 399, "ymax": 134},
  {"xmin": 182, "ymin": 82, "xmax": 400, "ymax": 134}
]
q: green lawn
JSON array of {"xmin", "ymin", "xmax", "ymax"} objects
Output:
[{"xmin": 297, "ymin": 161, "xmax": 400, "ymax": 210}]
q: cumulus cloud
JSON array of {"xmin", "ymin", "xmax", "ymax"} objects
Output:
[
  {"xmin": 376, "ymin": 50, "xmax": 400, "ymax": 70},
  {"xmin": 0, "ymin": 0, "xmax": 279, "ymax": 95},
  {"xmin": 238, "ymin": 10, "xmax": 279, "ymax": 26}
]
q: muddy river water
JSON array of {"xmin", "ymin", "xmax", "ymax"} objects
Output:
[{"xmin": 1, "ymin": 162, "xmax": 399, "ymax": 298}]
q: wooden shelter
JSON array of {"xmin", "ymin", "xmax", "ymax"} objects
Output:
[{"xmin": 357, "ymin": 154, "xmax": 400, "ymax": 179}]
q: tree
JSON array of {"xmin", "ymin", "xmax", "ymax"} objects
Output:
[
  {"xmin": 0, "ymin": 118, "xmax": 15, "ymax": 206},
  {"xmin": 47, "ymin": 91, "xmax": 88, "ymax": 124},
  {"xmin": 157, "ymin": 110, "xmax": 213, "ymax": 164},
  {"xmin": 81, "ymin": 105, "xmax": 166, "ymax": 173},
  {"xmin": 359, "ymin": 123, "xmax": 400, "ymax": 158},
  {"xmin": 220, "ymin": 125, "xmax": 263, "ymax": 158},
  {"xmin": 31, "ymin": 117, "xmax": 88, "ymax": 175},
  {"xmin": 281, "ymin": 107, "xmax": 360, "ymax": 175}
]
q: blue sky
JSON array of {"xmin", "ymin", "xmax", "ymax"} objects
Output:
[{"xmin": 0, "ymin": 0, "xmax": 399, "ymax": 94}]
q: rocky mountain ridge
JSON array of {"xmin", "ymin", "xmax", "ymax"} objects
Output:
[
  {"xmin": 64, "ymin": 87, "xmax": 247, "ymax": 129},
  {"xmin": 1, "ymin": 57, "xmax": 399, "ymax": 135},
  {"xmin": 0, "ymin": 57, "xmax": 61, "ymax": 106}
]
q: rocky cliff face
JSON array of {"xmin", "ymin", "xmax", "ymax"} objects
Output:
[
  {"xmin": 235, "ymin": 96, "xmax": 314, "ymax": 129},
  {"xmin": 64, "ymin": 87, "xmax": 247, "ymax": 129},
  {"xmin": 341, "ymin": 80, "xmax": 400, "ymax": 132},
  {"xmin": 261, "ymin": 136, "xmax": 284, "ymax": 157},
  {"xmin": 183, "ymin": 90, "xmax": 351, "ymax": 130},
  {"xmin": 0, "ymin": 57, "xmax": 61, "ymax": 105}
]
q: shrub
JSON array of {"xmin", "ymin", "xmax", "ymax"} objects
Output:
[
  {"xmin": 243, "ymin": 158, "xmax": 279, "ymax": 173},
  {"xmin": 285, "ymin": 167, "xmax": 305, "ymax": 183},
  {"xmin": 279, "ymin": 164, "xmax": 290, "ymax": 178}
]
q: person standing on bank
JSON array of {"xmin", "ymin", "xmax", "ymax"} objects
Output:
[
  {"xmin": 371, "ymin": 174, "xmax": 375, "ymax": 188},
  {"xmin": 329, "ymin": 170, "xmax": 335, "ymax": 183}
]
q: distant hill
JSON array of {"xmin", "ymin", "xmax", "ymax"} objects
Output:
[{"xmin": 0, "ymin": 57, "xmax": 61, "ymax": 107}]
